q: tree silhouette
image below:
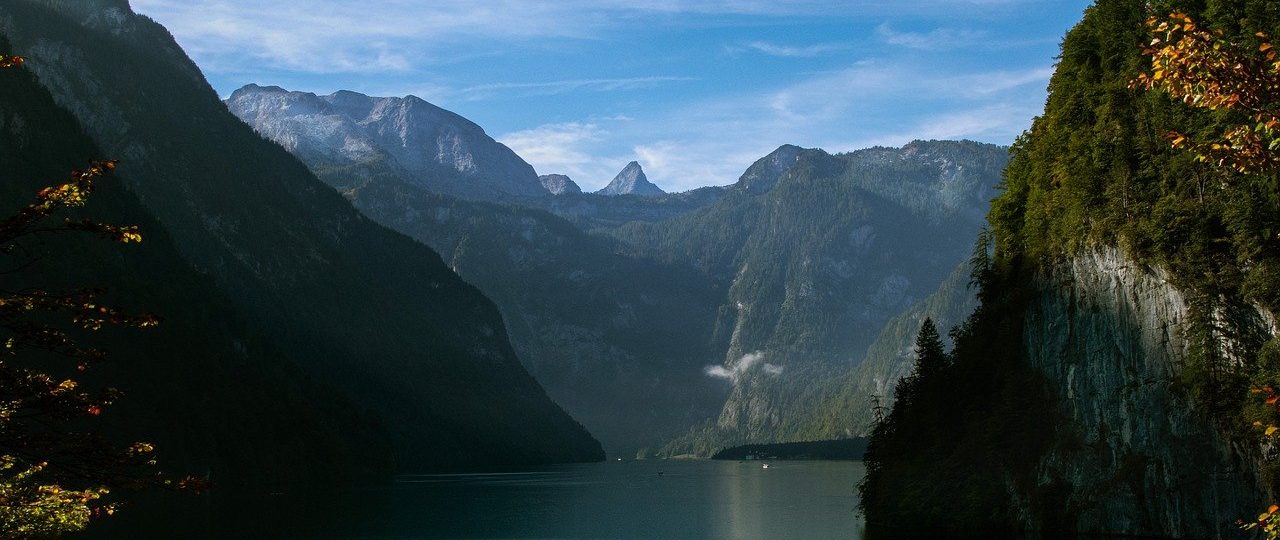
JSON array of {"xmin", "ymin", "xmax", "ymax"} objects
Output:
[
  {"xmin": 913, "ymin": 318, "xmax": 947, "ymax": 380},
  {"xmin": 0, "ymin": 55, "xmax": 193, "ymax": 539}
]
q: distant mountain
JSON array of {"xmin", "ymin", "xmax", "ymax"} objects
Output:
[
  {"xmin": 338, "ymin": 186, "xmax": 731, "ymax": 455},
  {"xmin": 606, "ymin": 140, "xmax": 1008, "ymax": 455},
  {"xmin": 226, "ymin": 84, "xmax": 548, "ymax": 201},
  {"xmin": 539, "ymin": 174, "xmax": 581, "ymax": 195},
  {"xmin": 227, "ymin": 71, "xmax": 1007, "ymax": 458},
  {"xmin": 229, "ymin": 89, "xmax": 729, "ymax": 456},
  {"xmin": 3, "ymin": 0, "xmax": 601, "ymax": 472},
  {"xmin": 597, "ymin": 161, "xmax": 665, "ymax": 196}
]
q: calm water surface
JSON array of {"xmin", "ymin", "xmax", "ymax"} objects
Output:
[{"xmin": 85, "ymin": 460, "xmax": 865, "ymax": 539}]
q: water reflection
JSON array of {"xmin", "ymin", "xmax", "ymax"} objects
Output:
[{"xmin": 77, "ymin": 460, "xmax": 866, "ymax": 539}]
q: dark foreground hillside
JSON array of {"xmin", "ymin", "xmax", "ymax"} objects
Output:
[
  {"xmin": 0, "ymin": 0, "xmax": 602, "ymax": 474},
  {"xmin": 0, "ymin": 36, "xmax": 390, "ymax": 486}
]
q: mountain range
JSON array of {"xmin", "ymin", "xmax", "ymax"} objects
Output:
[
  {"xmin": 229, "ymin": 81, "xmax": 1008, "ymax": 457},
  {"xmin": 6, "ymin": 0, "xmax": 1015, "ymax": 482},
  {"xmin": 228, "ymin": 84, "xmax": 729, "ymax": 454}
]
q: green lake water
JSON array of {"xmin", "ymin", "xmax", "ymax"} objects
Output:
[{"xmin": 81, "ymin": 460, "xmax": 865, "ymax": 539}]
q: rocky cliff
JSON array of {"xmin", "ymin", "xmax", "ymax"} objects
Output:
[
  {"xmin": 861, "ymin": 2, "xmax": 1280, "ymax": 535},
  {"xmin": 1017, "ymin": 248, "xmax": 1266, "ymax": 536},
  {"xmin": 539, "ymin": 174, "xmax": 581, "ymax": 195}
]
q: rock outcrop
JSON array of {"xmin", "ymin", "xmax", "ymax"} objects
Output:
[
  {"xmin": 1016, "ymin": 247, "xmax": 1266, "ymax": 536},
  {"xmin": 539, "ymin": 174, "xmax": 581, "ymax": 195}
]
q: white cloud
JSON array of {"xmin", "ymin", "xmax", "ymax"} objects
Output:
[
  {"xmin": 876, "ymin": 23, "xmax": 987, "ymax": 50},
  {"xmin": 499, "ymin": 60, "xmax": 1053, "ymax": 193},
  {"xmin": 460, "ymin": 77, "xmax": 696, "ymax": 100},
  {"xmin": 706, "ymin": 352, "xmax": 784, "ymax": 381},
  {"xmin": 498, "ymin": 121, "xmax": 628, "ymax": 186},
  {"xmin": 132, "ymin": 0, "xmax": 1070, "ymax": 192},
  {"xmin": 735, "ymin": 41, "xmax": 852, "ymax": 57},
  {"xmin": 132, "ymin": 0, "xmax": 1051, "ymax": 76}
]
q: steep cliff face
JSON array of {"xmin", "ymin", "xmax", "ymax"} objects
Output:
[{"xmin": 1019, "ymin": 248, "xmax": 1264, "ymax": 536}]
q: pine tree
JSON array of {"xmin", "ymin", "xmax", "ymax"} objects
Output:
[{"xmin": 914, "ymin": 318, "xmax": 947, "ymax": 380}]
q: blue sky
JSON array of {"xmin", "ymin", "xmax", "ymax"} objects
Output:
[{"xmin": 132, "ymin": 0, "xmax": 1093, "ymax": 192}]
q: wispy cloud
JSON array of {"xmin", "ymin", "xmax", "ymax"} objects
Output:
[
  {"xmin": 460, "ymin": 77, "xmax": 696, "ymax": 100},
  {"xmin": 499, "ymin": 121, "xmax": 626, "ymax": 184},
  {"xmin": 134, "ymin": 0, "xmax": 1082, "ymax": 192},
  {"xmin": 876, "ymin": 23, "xmax": 987, "ymax": 50},
  {"xmin": 706, "ymin": 352, "xmax": 784, "ymax": 381},
  {"xmin": 132, "ymin": 0, "xmax": 1056, "ymax": 75},
  {"xmin": 499, "ymin": 60, "xmax": 1054, "ymax": 192},
  {"xmin": 732, "ymin": 41, "xmax": 852, "ymax": 57}
]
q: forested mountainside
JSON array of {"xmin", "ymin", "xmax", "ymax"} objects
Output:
[
  {"xmin": 861, "ymin": 0, "xmax": 1280, "ymax": 536},
  {"xmin": 609, "ymin": 141, "xmax": 1007, "ymax": 455},
  {"xmin": 0, "ymin": 0, "xmax": 602, "ymax": 471},
  {"xmin": 796, "ymin": 262, "xmax": 978, "ymax": 439},
  {"xmin": 0, "ymin": 35, "xmax": 392, "ymax": 488},
  {"xmin": 537, "ymin": 186, "xmax": 727, "ymax": 230}
]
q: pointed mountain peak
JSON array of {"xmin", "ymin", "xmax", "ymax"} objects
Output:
[
  {"xmin": 597, "ymin": 161, "xmax": 665, "ymax": 197},
  {"xmin": 735, "ymin": 144, "xmax": 808, "ymax": 195},
  {"xmin": 539, "ymin": 174, "xmax": 582, "ymax": 195}
]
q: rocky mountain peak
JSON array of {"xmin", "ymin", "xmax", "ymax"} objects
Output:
[
  {"xmin": 597, "ymin": 161, "xmax": 665, "ymax": 197},
  {"xmin": 539, "ymin": 174, "xmax": 582, "ymax": 195},
  {"xmin": 226, "ymin": 84, "xmax": 548, "ymax": 200}
]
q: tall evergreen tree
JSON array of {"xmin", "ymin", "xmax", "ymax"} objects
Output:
[
  {"xmin": 888, "ymin": 318, "xmax": 948, "ymax": 416},
  {"xmin": 914, "ymin": 318, "xmax": 947, "ymax": 380}
]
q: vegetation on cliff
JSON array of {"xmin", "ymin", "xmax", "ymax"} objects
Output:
[{"xmin": 862, "ymin": 0, "xmax": 1280, "ymax": 534}]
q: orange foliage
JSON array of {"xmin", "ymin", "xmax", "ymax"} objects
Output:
[{"xmin": 1133, "ymin": 13, "xmax": 1280, "ymax": 175}]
